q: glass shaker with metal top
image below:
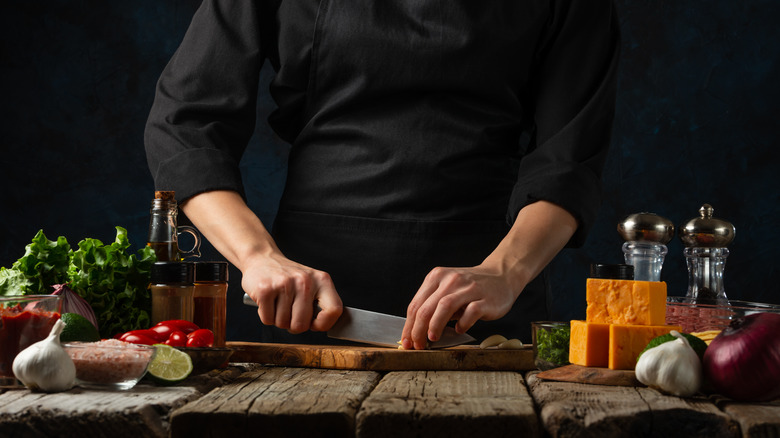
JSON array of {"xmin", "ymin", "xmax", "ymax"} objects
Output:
[
  {"xmin": 678, "ymin": 204, "xmax": 735, "ymax": 304},
  {"xmin": 618, "ymin": 212, "xmax": 675, "ymax": 281}
]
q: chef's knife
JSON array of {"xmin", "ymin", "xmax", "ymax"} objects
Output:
[{"xmin": 242, "ymin": 293, "xmax": 475, "ymax": 349}]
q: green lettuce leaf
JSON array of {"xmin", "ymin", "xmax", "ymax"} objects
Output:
[
  {"xmin": 1, "ymin": 226, "xmax": 156, "ymax": 338},
  {"xmin": 68, "ymin": 226, "xmax": 156, "ymax": 338},
  {"xmin": 0, "ymin": 230, "xmax": 71, "ymax": 296}
]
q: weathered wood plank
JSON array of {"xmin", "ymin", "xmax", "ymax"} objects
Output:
[
  {"xmin": 714, "ymin": 397, "xmax": 780, "ymax": 438},
  {"xmin": 526, "ymin": 371, "xmax": 741, "ymax": 438},
  {"xmin": 0, "ymin": 384, "xmax": 200, "ymax": 438},
  {"xmin": 356, "ymin": 371, "xmax": 540, "ymax": 438},
  {"xmin": 169, "ymin": 366, "xmax": 381, "ymax": 438}
]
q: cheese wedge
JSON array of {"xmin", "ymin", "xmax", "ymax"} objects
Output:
[
  {"xmin": 569, "ymin": 320, "xmax": 610, "ymax": 368},
  {"xmin": 586, "ymin": 279, "xmax": 667, "ymax": 326},
  {"xmin": 608, "ymin": 323, "xmax": 682, "ymax": 370}
]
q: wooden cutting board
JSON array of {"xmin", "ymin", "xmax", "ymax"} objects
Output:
[
  {"xmin": 226, "ymin": 342, "xmax": 534, "ymax": 371},
  {"xmin": 536, "ymin": 364, "xmax": 645, "ymax": 387}
]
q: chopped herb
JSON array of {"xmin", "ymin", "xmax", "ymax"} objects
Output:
[{"xmin": 536, "ymin": 324, "xmax": 570, "ymax": 367}]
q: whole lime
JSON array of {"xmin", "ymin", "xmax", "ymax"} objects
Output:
[
  {"xmin": 639, "ymin": 331, "xmax": 708, "ymax": 361},
  {"xmin": 59, "ymin": 313, "xmax": 101, "ymax": 343}
]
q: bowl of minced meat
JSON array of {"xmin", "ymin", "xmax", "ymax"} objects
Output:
[{"xmin": 64, "ymin": 339, "xmax": 156, "ymax": 390}]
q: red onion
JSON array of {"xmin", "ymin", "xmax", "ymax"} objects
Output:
[
  {"xmin": 51, "ymin": 283, "xmax": 99, "ymax": 330},
  {"xmin": 702, "ymin": 312, "xmax": 780, "ymax": 402}
]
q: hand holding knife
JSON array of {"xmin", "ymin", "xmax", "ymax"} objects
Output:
[{"xmin": 242, "ymin": 293, "xmax": 475, "ymax": 349}]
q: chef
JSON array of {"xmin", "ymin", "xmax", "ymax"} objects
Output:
[{"xmin": 144, "ymin": 0, "xmax": 620, "ymax": 349}]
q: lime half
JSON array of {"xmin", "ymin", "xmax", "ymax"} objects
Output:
[{"xmin": 147, "ymin": 344, "xmax": 193, "ymax": 385}]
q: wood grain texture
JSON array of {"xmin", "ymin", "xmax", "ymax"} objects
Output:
[
  {"xmin": 356, "ymin": 371, "xmax": 540, "ymax": 438},
  {"xmin": 526, "ymin": 371, "xmax": 741, "ymax": 438},
  {"xmin": 169, "ymin": 366, "xmax": 381, "ymax": 438},
  {"xmin": 0, "ymin": 384, "xmax": 200, "ymax": 438},
  {"xmin": 536, "ymin": 364, "xmax": 644, "ymax": 387},
  {"xmin": 714, "ymin": 397, "xmax": 780, "ymax": 438},
  {"xmin": 227, "ymin": 341, "xmax": 534, "ymax": 371}
]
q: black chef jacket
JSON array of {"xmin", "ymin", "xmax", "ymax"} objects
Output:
[{"xmin": 145, "ymin": 0, "xmax": 620, "ymax": 344}]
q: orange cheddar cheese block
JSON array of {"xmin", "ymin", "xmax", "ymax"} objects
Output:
[
  {"xmin": 608, "ymin": 323, "xmax": 682, "ymax": 370},
  {"xmin": 586, "ymin": 279, "xmax": 667, "ymax": 326},
  {"xmin": 569, "ymin": 320, "xmax": 610, "ymax": 368}
]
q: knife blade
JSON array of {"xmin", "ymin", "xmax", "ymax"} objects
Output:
[{"xmin": 242, "ymin": 293, "xmax": 475, "ymax": 349}]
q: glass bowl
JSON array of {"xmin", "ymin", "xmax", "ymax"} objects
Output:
[
  {"xmin": 64, "ymin": 340, "xmax": 156, "ymax": 390},
  {"xmin": 666, "ymin": 297, "xmax": 780, "ymax": 333},
  {"xmin": 531, "ymin": 321, "xmax": 570, "ymax": 371},
  {"xmin": 0, "ymin": 295, "xmax": 62, "ymax": 388}
]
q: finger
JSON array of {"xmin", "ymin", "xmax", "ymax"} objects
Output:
[
  {"xmin": 454, "ymin": 300, "xmax": 484, "ymax": 334},
  {"xmin": 310, "ymin": 272, "xmax": 342, "ymax": 332},
  {"xmin": 255, "ymin": 286, "xmax": 277, "ymax": 326},
  {"xmin": 410, "ymin": 295, "xmax": 441, "ymax": 349},
  {"xmin": 274, "ymin": 279, "xmax": 295, "ymax": 330},
  {"xmin": 402, "ymin": 269, "xmax": 442, "ymax": 349},
  {"xmin": 289, "ymin": 290, "xmax": 314, "ymax": 334},
  {"xmin": 426, "ymin": 294, "xmax": 467, "ymax": 342}
]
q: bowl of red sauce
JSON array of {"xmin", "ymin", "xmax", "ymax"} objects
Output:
[{"xmin": 0, "ymin": 295, "xmax": 62, "ymax": 388}]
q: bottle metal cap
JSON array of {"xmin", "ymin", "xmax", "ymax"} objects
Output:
[
  {"xmin": 590, "ymin": 263, "xmax": 635, "ymax": 280},
  {"xmin": 194, "ymin": 261, "xmax": 229, "ymax": 282},
  {"xmin": 678, "ymin": 204, "xmax": 735, "ymax": 248},
  {"xmin": 618, "ymin": 212, "xmax": 675, "ymax": 244},
  {"xmin": 151, "ymin": 261, "xmax": 194, "ymax": 285}
]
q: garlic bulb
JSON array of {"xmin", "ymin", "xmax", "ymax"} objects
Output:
[
  {"xmin": 12, "ymin": 319, "xmax": 76, "ymax": 392},
  {"xmin": 635, "ymin": 330, "xmax": 702, "ymax": 397}
]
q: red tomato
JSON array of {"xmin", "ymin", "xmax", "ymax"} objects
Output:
[
  {"xmin": 120, "ymin": 332, "xmax": 159, "ymax": 345},
  {"xmin": 150, "ymin": 323, "xmax": 179, "ymax": 340},
  {"xmin": 186, "ymin": 329, "xmax": 214, "ymax": 348},
  {"xmin": 156, "ymin": 319, "xmax": 199, "ymax": 334},
  {"xmin": 120, "ymin": 329, "xmax": 167, "ymax": 343},
  {"xmin": 164, "ymin": 330, "xmax": 187, "ymax": 347}
]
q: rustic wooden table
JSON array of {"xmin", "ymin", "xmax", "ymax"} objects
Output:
[{"xmin": 1, "ymin": 363, "xmax": 778, "ymax": 438}]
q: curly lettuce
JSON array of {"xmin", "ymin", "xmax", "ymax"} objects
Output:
[
  {"xmin": 0, "ymin": 230, "xmax": 71, "ymax": 295},
  {"xmin": 0, "ymin": 227, "xmax": 156, "ymax": 338}
]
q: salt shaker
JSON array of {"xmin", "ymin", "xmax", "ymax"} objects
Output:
[
  {"xmin": 618, "ymin": 212, "xmax": 674, "ymax": 281},
  {"xmin": 678, "ymin": 204, "xmax": 735, "ymax": 303}
]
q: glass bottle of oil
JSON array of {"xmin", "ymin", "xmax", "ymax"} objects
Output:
[{"xmin": 147, "ymin": 191, "xmax": 201, "ymax": 261}]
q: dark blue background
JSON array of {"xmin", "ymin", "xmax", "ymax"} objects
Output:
[{"xmin": 2, "ymin": 0, "xmax": 778, "ymax": 341}]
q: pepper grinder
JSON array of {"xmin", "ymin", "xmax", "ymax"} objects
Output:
[
  {"xmin": 678, "ymin": 204, "xmax": 735, "ymax": 304},
  {"xmin": 618, "ymin": 212, "xmax": 675, "ymax": 281}
]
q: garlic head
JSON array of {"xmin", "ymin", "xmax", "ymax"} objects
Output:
[
  {"xmin": 635, "ymin": 330, "xmax": 702, "ymax": 397},
  {"xmin": 12, "ymin": 318, "xmax": 76, "ymax": 392}
]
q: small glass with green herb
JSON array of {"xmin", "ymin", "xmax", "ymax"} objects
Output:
[{"xmin": 532, "ymin": 321, "xmax": 570, "ymax": 371}]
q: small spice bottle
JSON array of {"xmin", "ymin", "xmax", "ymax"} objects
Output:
[
  {"xmin": 193, "ymin": 262, "xmax": 228, "ymax": 347},
  {"xmin": 150, "ymin": 262, "xmax": 195, "ymax": 325}
]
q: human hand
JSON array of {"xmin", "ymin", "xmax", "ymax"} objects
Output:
[
  {"xmin": 241, "ymin": 253, "xmax": 343, "ymax": 334},
  {"xmin": 400, "ymin": 265, "xmax": 521, "ymax": 350}
]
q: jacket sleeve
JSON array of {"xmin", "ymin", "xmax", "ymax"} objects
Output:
[
  {"xmin": 507, "ymin": 0, "xmax": 621, "ymax": 247},
  {"xmin": 144, "ymin": 0, "xmax": 269, "ymax": 202}
]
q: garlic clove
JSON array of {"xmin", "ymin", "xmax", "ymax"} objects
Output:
[
  {"xmin": 12, "ymin": 319, "xmax": 76, "ymax": 392},
  {"xmin": 635, "ymin": 330, "xmax": 701, "ymax": 397}
]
